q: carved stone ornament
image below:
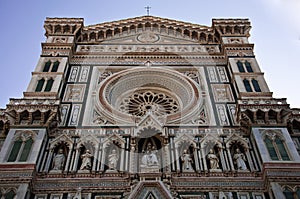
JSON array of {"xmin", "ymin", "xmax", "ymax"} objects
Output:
[{"xmin": 137, "ymin": 32, "xmax": 159, "ymax": 43}]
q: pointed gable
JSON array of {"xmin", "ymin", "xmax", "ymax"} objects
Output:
[{"xmin": 77, "ymin": 15, "xmax": 217, "ymax": 44}]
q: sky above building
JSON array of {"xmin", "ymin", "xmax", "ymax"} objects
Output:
[{"xmin": 0, "ymin": 0, "xmax": 299, "ymax": 108}]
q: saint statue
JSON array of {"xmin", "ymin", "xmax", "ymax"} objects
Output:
[
  {"xmin": 207, "ymin": 149, "xmax": 220, "ymax": 170},
  {"xmin": 108, "ymin": 149, "xmax": 119, "ymax": 170},
  {"xmin": 233, "ymin": 148, "xmax": 248, "ymax": 171},
  {"xmin": 52, "ymin": 148, "xmax": 65, "ymax": 170},
  {"xmin": 80, "ymin": 149, "xmax": 93, "ymax": 170},
  {"xmin": 141, "ymin": 142, "xmax": 159, "ymax": 167},
  {"xmin": 181, "ymin": 150, "xmax": 193, "ymax": 171}
]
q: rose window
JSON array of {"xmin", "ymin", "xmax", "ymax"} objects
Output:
[{"xmin": 118, "ymin": 91, "xmax": 179, "ymax": 117}]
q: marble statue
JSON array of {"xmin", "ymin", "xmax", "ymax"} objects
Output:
[
  {"xmin": 181, "ymin": 149, "xmax": 193, "ymax": 171},
  {"xmin": 233, "ymin": 148, "xmax": 248, "ymax": 171},
  {"xmin": 108, "ymin": 149, "xmax": 119, "ymax": 170},
  {"xmin": 207, "ymin": 149, "xmax": 220, "ymax": 170},
  {"xmin": 52, "ymin": 148, "xmax": 65, "ymax": 170},
  {"xmin": 80, "ymin": 149, "xmax": 93, "ymax": 170},
  {"xmin": 141, "ymin": 142, "xmax": 159, "ymax": 167}
]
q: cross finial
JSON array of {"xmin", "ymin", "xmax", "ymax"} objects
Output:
[{"xmin": 145, "ymin": 6, "xmax": 151, "ymax": 16}]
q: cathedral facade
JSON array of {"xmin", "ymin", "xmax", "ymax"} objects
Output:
[{"xmin": 0, "ymin": 16, "xmax": 300, "ymax": 199}]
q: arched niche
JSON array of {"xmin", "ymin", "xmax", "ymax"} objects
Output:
[
  {"xmin": 102, "ymin": 134, "xmax": 125, "ymax": 171},
  {"xmin": 137, "ymin": 131, "xmax": 163, "ymax": 172}
]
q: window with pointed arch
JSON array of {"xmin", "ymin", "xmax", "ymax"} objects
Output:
[
  {"xmin": 4, "ymin": 190, "xmax": 16, "ymax": 199},
  {"xmin": 283, "ymin": 186, "xmax": 300, "ymax": 199},
  {"xmin": 237, "ymin": 60, "xmax": 254, "ymax": 73},
  {"xmin": 7, "ymin": 132, "xmax": 34, "ymax": 162},
  {"xmin": 35, "ymin": 78, "xmax": 54, "ymax": 92},
  {"xmin": 264, "ymin": 133, "xmax": 290, "ymax": 161},
  {"xmin": 44, "ymin": 78, "xmax": 54, "ymax": 92},
  {"xmin": 245, "ymin": 61, "xmax": 253, "ymax": 72},
  {"xmin": 35, "ymin": 78, "xmax": 45, "ymax": 92},
  {"xmin": 237, "ymin": 61, "xmax": 245, "ymax": 72},
  {"xmin": 243, "ymin": 79, "xmax": 252, "ymax": 92},
  {"xmin": 251, "ymin": 79, "xmax": 261, "ymax": 92},
  {"xmin": 42, "ymin": 60, "xmax": 60, "ymax": 72}
]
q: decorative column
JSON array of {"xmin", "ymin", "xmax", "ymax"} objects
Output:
[
  {"xmin": 97, "ymin": 142, "xmax": 103, "ymax": 172},
  {"xmin": 120, "ymin": 148, "xmax": 125, "ymax": 171},
  {"xmin": 175, "ymin": 144, "xmax": 180, "ymax": 172},
  {"xmin": 197, "ymin": 147, "xmax": 203, "ymax": 171},
  {"xmin": 124, "ymin": 137, "xmax": 129, "ymax": 172},
  {"xmin": 72, "ymin": 148, "xmax": 80, "ymax": 172},
  {"xmin": 69, "ymin": 149, "xmax": 76, "ymax": 172},
  {"xmin": 226, "ymin": 147, "xmax": 235, "ymax": 171},
  {"xmin": 100, "ymin": 146, "xmax": 106, "ymax": 172},
  {"xmin": 245, "ymin": 150, "xmax": 255, "ymax": 171},
  {"xmin": 169, "ymin": 137, "xmax": 176, "ymax": 172},
  {"xmin": 64, "ymin": 148, "xmax": 72, "ymax": 173},
  {"xmin": 219, "ymin": 148, "xmax": 227, "ymax": 171},
  {"xmin": 193, "ymin": 148, "xmax": 200, "ymax": 172},
  {"xmin": 129, "ymin": 137, "xmax": 137, "ymax": 173},
  {"xmin": 201, "ymin": 148, "xmax": 208, "ymax": 171},
  {"xmin": 44, "ymin": 149, "xmax": 54, "ymax": 172},
  {"xmin": 163, "ymin": 137, "xmax": 170, "ymax": 172},
  {"xmin": 92, "ymin": 146, "xmax": 98, "ymax": 172}
]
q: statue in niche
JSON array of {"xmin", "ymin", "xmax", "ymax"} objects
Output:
[
  {"xmin": 80, "ymin": 149, "xmax": 93, "ymax": 170},
  {"xmin": 233, "ymin": 148, "xmax": 248, "ymax": 171},
  {"xmin": 52, "ymin": 148, "xmax": 65, "ymax": 171},
  {"xmin": 141, "ymin": 142, "xmax": 159, "ymax": 167},
  {"xmin": 181, "ymin": 149, "xmax": 193, "ymax": 171},
  {"xmin": 207, "ymin": 149, "xmax": 220, "ymax": 170},
  {"xmin": 108, "ymin": 149, "xmax": 119, "ymax": 170}
]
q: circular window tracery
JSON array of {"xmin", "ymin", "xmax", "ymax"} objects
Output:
[{"xmin": 119, "ymin": 91, "xmax": 179, "ymax": 117}]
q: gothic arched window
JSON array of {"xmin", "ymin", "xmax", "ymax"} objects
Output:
[
  {"xmin": 51, "ymin": 61, "xmax": 60, "ymax": 72},
  {"xmin": 43, "ymin": 61, "xmax": 52, "ymax": 72},
  {"xmin": 237, "ymin": 61, "xmax": 245, "ymax": 72},
  {"xmin": 35, "ymin": 78, "xmax": 45, "ymax": 92},
  {"xmin": 42, "ymin": 60, "xmax": 60, "ymax": 72},
  {"xmin": 265, "ymin": 137, "xmax": 278, "ymax": 160},
  {"xmin": 283, "ymin": 187, "xmax": 300, "ymax": 199},
  {"xmin": 4, "ymin": 190, "xmax": 16, "ymax": 199},
  {"xmin": 264, "ymin": 134, "xmax": 290, "ymax": 161},
  {"xmin": 243, "ymin": 79, "xmax": 252, "ymax": 92},
  {"xmin": 252, "ymin": 79, "xmax": 261, "ymax": 92},
  {"xmin": 245, "ymin": 61, "xmax": 253, "ymax": 72},
  {"xmin": 7, "ymin": 137, "xmax": 33, "ymax": 162},
  {"xmin": 44, "ymin": 78, "xmax": 54, "ymax": 92}
]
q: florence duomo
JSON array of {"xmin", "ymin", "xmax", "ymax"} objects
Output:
[{"xmin": 0, "ymin": 13, "xmax": 300, "ymax": 199}]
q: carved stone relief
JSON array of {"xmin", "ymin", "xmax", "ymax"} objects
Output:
[
  {"xmin": 63, "ymin": 84, "xmax": 86, "ymax": 102},
  {"xmin": 212, "ymin": 84, "xmax": 234, "ymax": 103},
  {"xmin": 98, "ymin": 71, "xmax": 113, "ymax": 84},
  {"xmin": 60, "ymin": 104, "xmax": 70, "ymax": 126},
  {"xmin": 52, "ymin": 37, "xmax": 68, "ymax": 43},
  {"xmin": 228, "ymin": 104, "xmax": 237, "ymax": 125},
  {"xmin": 183, "ymin": 71, "xmax": 199, "ymax": 84},
  {"xmin": 216, "ymin": 104, "xmax": 230, "ymax": 126},
  {"xmin": 77, "ymin": 44, "xmax": 220, "ymax": 54},
  {"xmin": 217, "ymin": 66, "xmax": 229, "ymax": 82},
  {"xmin": 137, "ymin": 32, "xmax": 160, "ymax": 43},
  {"xmin": 68, "ymin": 66, "xmax": 79, "ymax": 82},
  {"xmin": 69, "ymin": 104, "xmax": 81, "ymax": 126},
  {"xmin": 207, "ymin": 67, "xmax": 218, "ymax": 82},
  {"xmin": 79, "ymin": 66, "xmax": 90, "ymax": 82}
]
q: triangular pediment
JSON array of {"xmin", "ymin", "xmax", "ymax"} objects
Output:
[
  {"xmin": 99, "ymin": 30, "xmax": 200, "ymax": 45},
  {"xmin": 135, "ymin": 112, "xmax": 165, "ymax": 133},
  {"xmin": 84, "ymin": 15, "xmax": 210, "ymax": 32},
  {"xmin": 128, "ymin": 181, "xmax": 172, "ymax": 199},
  {"xmin": 77, "ymin": 15, "xmax": 218, "ymax": 44}
]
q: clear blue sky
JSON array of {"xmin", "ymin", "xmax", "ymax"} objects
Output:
[{"xmin": 0, "ymin": 0, "xmax": 299, "ymax": 108}]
